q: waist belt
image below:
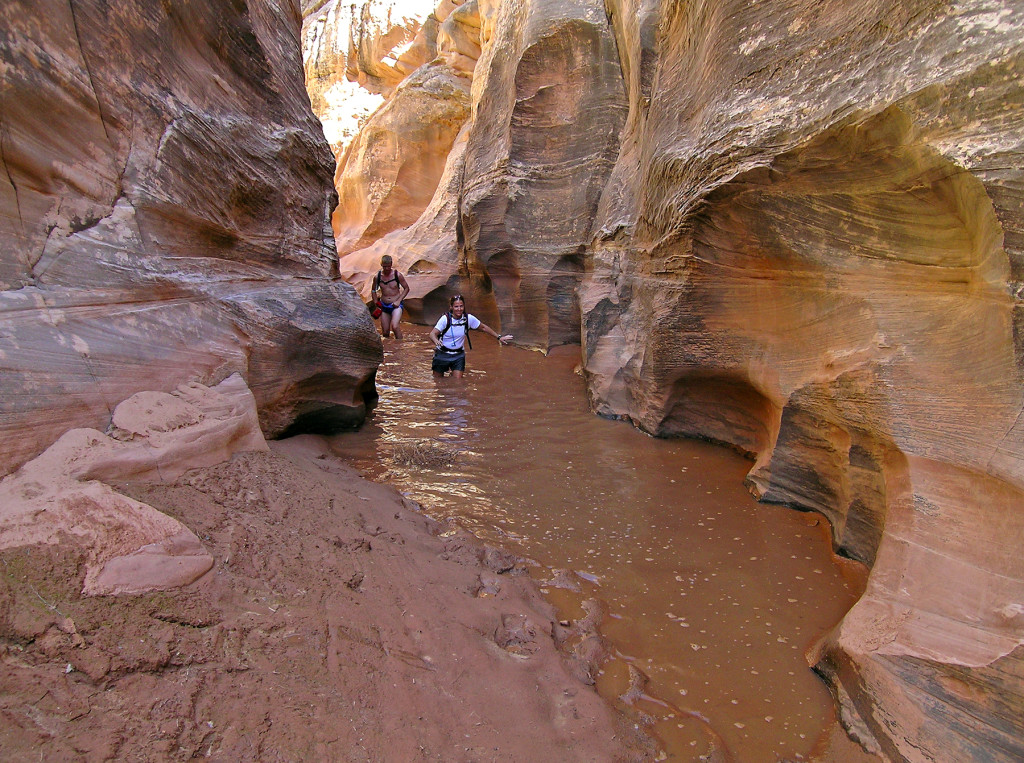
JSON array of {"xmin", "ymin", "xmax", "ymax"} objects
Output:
[{"xmin": 436, "ymin": 347, "xmax": 464, "ymax": 355}]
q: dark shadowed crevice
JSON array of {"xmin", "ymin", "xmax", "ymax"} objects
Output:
[
  {"xmin": 278, "ymin": 403, "xmax": 366, "ymax": 437},
  {"xmin": 658, "ymin": 372, "xmax": 777, "ymax": 459},
  {"xmin": 277, "ymin": 375, "xmax": 378, "ymax": 438},
  {"xmin": 546, "ymin": 252, "xmax": 584, "ymax": 348}
]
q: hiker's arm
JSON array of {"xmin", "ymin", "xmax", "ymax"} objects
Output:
[
  {"xmin": 429, "ymin": 327, "xmax": 442, "ymax": 348},
  {"xmin": 478, "ymin": 323, "xmax": 513, "ymax": 345},
  {"xmin": 397, "ymin": 272, "xmax": 411, "ymax": 303}
]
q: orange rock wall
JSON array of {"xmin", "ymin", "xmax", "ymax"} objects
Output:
[
  {"xmin": 584, "ymin": 1, "xmax": 1024, "ymax": 760},
  {"xmin": 316, "ymin": 0, "xmax": 1024, "ymax": 758}
]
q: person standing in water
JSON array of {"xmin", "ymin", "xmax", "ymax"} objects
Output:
[
  {"xmin": 372, "ymin": 255, "xmax": 410, "ymax": 339},
  {"xmin": 429, "ymin": 295, "xmax": 512, "ymax": 379}
]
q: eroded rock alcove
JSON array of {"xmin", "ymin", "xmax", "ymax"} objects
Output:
[{"xmin": 313, "ymin": 0, "xmax": 1024, "ymax": 759}]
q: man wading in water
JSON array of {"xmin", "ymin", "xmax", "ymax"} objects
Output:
[
  {"xmin": 429, "ymin": 295, "xmax": 511, "ymax": 379},
  {"xmin": 372, "ymin": 255, "xmax": 410, "ymax": 339}
]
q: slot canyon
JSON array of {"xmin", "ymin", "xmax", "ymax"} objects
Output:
[{"xmin": 1, "ymin": 0, "xmax": 1022, "ymax": 760}]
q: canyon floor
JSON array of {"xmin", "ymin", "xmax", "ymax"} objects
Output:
[{"xmin": 0, "ymin": 436, "xmax": 657, "ymax": 761}]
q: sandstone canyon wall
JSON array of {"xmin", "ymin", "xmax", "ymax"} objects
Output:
[
  {"xmin": 316, "ymin": 0, "xmax": 1024, "ymax": 759},
  {"xmin": 305, "ymin": 0, "xmax": 484, "ymax": 322},
  {"xmin": 583, "ymin": 2, "xmax": 1024, "ymax": 760},
  {"xmin": 0, "ymin": 0, "xmax": 383, "ymax": 477}
]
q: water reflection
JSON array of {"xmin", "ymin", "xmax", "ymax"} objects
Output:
[
  {"xmin": 329, "ymin": 326, "xmax": 865, "ymax": 761},
  {"xmin": 436, "ymin": 392, "xmax": 472, "ymax": 441}
]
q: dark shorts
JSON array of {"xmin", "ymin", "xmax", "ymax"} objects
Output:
[
  {"xmin": 432, "ymin": 348, "xmax": 465, "ymax": 374},
  {"xmin": 380, "ymin": 301, "xmax": 401, "ymax": 314}
]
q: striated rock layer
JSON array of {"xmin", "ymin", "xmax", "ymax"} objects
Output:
[
  {"xmin": 458, "ymin": 0, "xmax": 627, "ymax": 347},
  {"xmin": 580, "ymin": 1, "xmax": 1024, "ymax": 761},
  {"xmin": 314, "ymin": 0, "xmax": 1024, "ymax": 758},
  {"xmin": 0, "ymin": 0, "xmax": 382, "ymax": 476}
]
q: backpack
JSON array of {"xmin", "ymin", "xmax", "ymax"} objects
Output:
[{"xmin": 439, "ymin": 311, "xmax": 472, "ymax": 350}]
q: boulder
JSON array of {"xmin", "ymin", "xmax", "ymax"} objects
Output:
[{"xmin": 0, "ymin": 374, "xmax": 267, "ymax": 596}]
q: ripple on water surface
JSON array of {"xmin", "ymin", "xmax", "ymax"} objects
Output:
[{"xmin": 328, "ymin": 326, "xmax": 866, "ymax": 761}]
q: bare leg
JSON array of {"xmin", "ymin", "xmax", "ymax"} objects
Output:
[
  {"xmin": 451, "ymin": 370, "xmax": 464, "ymax": 379},
  {"xmin": 390, "ymin": 306, "xmax": 404, "ymax": 339},
  {"xmin": 379, "ymin": 312, "xmax": 392, "ymax": 338}
]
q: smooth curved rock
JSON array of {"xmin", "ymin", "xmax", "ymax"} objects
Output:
[
  {"xmin": 0, "ymin": 0, "xmax": 382, "ymax": 476},
  {"xmin": 89, "ymin": 530, "xmax": 215, "ymax": 597},
  {"xmin": 579, "ymin": 1, "xmax": 1024, "ymax": 759},
  {"xmin": 458, "ymin": 0, "xmax": 627, "ymax": 348},
  {"xmin": 0, "ymin": 374, "xmax": 269, "ymax": 596}
]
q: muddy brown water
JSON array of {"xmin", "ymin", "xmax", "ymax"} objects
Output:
[{"xmin": 328, "ymin": 324, "xmax": 866, "ymax": 761}]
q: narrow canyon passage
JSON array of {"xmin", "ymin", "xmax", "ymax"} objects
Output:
[{"xmin": 328, "ymin": 326, "xmax": 869, "ymax": 761}]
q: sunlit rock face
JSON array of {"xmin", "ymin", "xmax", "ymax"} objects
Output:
[
  {"xmin": 580, "ymin": 0, "xmax": 1024, "ymax": 760},
  {"xmin": 321, "ymin": 0, "xmax": 480, "ymax": 271},
  {"xmin": 458, "ymin": 0, "xmax": 627, "ymax": 347},
  {"xmin": 0, "ymin": 0, "xmax": 382, "ymax": 476},
  {"xmin": 333, "ymin": 64, "xmax": 472, "ymax": 256}
]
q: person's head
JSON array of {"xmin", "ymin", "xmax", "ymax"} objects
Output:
[
  {"xmin": 380, "ymin": 255, "xmax": 393, "ymax": 271},
  {"xmin": 449, "ymin": 294, "xmax": 465, "ymax": 316}
]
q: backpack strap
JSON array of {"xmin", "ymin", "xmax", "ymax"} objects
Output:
[{"xmin": 440, "ymin": 312, "xmax": 472, "ymax": 350}]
